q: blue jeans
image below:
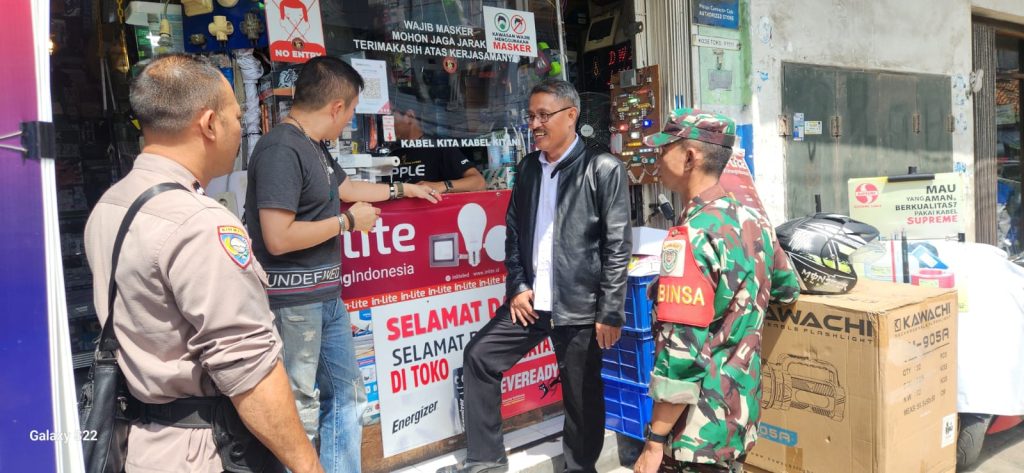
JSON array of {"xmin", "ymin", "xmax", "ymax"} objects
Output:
[{"xmin": 274, "ymin": 298, "xmax": 365, "ymax": 473}]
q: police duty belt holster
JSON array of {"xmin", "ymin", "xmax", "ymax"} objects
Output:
[
  {"xmin": 137, "ymin": 395, "xmax": 284, "ymax": 473},
  {"xmin": 79, "ymin": 182, "xmax": 187, "ymax": 473}
]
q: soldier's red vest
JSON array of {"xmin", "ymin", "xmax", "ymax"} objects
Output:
[{"xmin": 655, "ymin": 226, "xmax": 715, "ymax": 327}]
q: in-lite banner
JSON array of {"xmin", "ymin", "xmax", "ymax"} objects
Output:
[{"xmin": 342, "ymin": 191, "xmax": 561, "ymax": 457}]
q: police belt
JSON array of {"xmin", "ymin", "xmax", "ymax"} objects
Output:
[{"xmin": 138, "ymin": 396, "xmax": 224, "ymax": 428}]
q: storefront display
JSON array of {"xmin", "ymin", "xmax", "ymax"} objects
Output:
[
  {"xmin": 279, "ymin": 1, "xmax": 568, "ymax": 176},
  {"xmin": 32, "ymin": 0, "xmax": 640, "ymax": 470},
  {"xmin": 608, "ymin": 65, "xmax": 661, "ymax": 185}
]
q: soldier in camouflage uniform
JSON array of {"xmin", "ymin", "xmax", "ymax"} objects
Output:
[{"xmin": 634, "ymin": 108, "xmax": 800, "ymax": 473}]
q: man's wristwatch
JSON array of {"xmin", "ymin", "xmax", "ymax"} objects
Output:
[
  {"xmin": 644, "ymin": 423, "xmax": 671, "ymax": 445},
  {"xmin": 337, "ymin": 214, "xmax": 347, "ymax": 234},
  {"xmin": 443, "ymin": 179, "xmax": 454, "ymax": 193}
]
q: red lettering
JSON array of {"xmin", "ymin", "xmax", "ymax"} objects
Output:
[
  {"xmin": 390, "ymin": 368, "xmax": 406, "ymax": 393},
  {"xmin": 906, "ymin": 215, "xmax": 958, "ymax": 225},
  {"xmin": 426, "ymin": 309, "xmax": 441, "ymax": 333},
  {"xmin": 410, "ymin": 358, "xmax": 450, "ymax": 388},
  {"xmin": 491, "ymin": 41, "xmax": 532, "ymax": 53},
  {"xmin": 413, "ymin": 312, "xmax": 425, "ymax": 337},
  {"xmin": 441, "ymin": 305, "xmax": 458, "ymax": 327},
  {"xmin": 387, "ymin": 317, "xmax": 401, "ymax": 341},
  {"xmin": 391, "ymin": 301, "xmax": 490, "ymax": 340},
  {"xmin": 402, "ymin": 314, "xmax": 416, "ymax": 338},
  {"xmin": 487, "ymin": 298, "xmax": 502, "ymax": 318},
  {"xmin": 462, "ymin": 300, "xmax": 482, "ymax": 324}
]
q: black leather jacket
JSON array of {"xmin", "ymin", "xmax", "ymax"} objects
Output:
[{"xmin": 502, "ymin": 138, "xmax": 632, "ymax": 326}]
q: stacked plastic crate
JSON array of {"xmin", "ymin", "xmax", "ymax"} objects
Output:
[{"xmin": 602, "ymin": 274, "xmax": 657, "ymax": 440}]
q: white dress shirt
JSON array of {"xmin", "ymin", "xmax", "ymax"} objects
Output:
[{"xmin": 531, "ymin": 136, "xmax": 579, "ymax": 312}]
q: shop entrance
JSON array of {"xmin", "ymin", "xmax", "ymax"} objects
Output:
[
  {"xmin": 994, "ymin": 34, "xmax": 1024, "ymax": 256},
  {"xmin": 973, "ymin": 19, "xmax": 1024, "ymax": 256}
]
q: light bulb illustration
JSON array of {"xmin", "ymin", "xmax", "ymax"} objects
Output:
[
  {"xmin": 484, "ymin": 225, "xmax": 506, "ymax": 262},
  {"xmin": 457, "ymin": 203, "xmax": 487, "ymax": 267}
]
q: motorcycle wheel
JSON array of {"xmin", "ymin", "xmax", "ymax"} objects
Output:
[{"xmin": 957, "ymin": 413, "xmax": 992, "ymax": 470}]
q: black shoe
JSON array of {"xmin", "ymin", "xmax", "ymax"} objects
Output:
[{"xmin": 435, "ymin": 460, "xmax": 510, "ymax": 473}]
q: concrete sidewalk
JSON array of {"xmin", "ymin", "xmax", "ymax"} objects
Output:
[
  {"xmin": 396, "ymin": 417, "xmax": 641, "ymax": 473},
  {"xmin": 965, "ymin": 422, "xmax": 1024, "ymax": 473},
  {"xmin": 398, "ymin": 419, "xmax": 1024, "ymax": 473}
]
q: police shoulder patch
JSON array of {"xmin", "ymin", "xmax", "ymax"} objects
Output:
[{"xmin": 218, "ymin": 225, "xmax": 251, "ymax": 269}]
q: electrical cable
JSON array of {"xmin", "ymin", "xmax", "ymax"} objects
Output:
[{"xmin": 235, "ymin": 49, "xmax": 264, "ymax": 163}]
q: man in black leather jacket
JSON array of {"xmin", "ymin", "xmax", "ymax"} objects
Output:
[{"xmin": 440, "ymin": 79, "xmax": 632, "ymax": 473}]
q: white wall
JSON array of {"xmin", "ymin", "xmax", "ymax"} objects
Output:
[{"xmin": 748, "ymin": 0, "xmax": 980, "ymax": 234}]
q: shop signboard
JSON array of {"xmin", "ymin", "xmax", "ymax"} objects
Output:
[
  {"xmin": 848, "ymin": 173, "xmax": 966, "ymax": 240},
  {"xmin": 265, "ymin": 0, "xmax": 326, "ymax": 63},
  {"xmin": 848, "ymin": 173, "xmax": 970, "ymax": 312},
  {"xmin": 483, "ymin": 6, "xmax": 538, "ymax": 58},
  {"xmin": 693, "ymin": 0, "xmax": 740, "ymax": 30},
  {"xmin": 343, "ymin": 191, "xmax": 560, "ymax": 457},
  {"xmin": 692, "ymin": 34, "xmax": 740, "ymax": 50}
]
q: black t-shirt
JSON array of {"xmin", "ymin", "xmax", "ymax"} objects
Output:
[
  {"xmin": 244, "ymin": 124, "xmax": 348, "ymax": 309},
  {"xmin": 389, "ymin": 144, "xmax": 475, "ymax": 184}
]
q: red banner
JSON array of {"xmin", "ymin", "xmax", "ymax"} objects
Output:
[
  {"xmin": 344, "ymin": 191, "xmax": 561, "ymax": 456},
  {"xmin": 719, "ymin": 150, "xmax": 769, "ymax": 217}
]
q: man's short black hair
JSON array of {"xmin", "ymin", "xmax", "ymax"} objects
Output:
[
  {"xmin": 695, "ymin": 140, "xmax": 732, "ymax": 178},
  {"xmin": 292, "ymin": 56, "xmax": 364, "ymax": 110},
  {"xmin": 129, "ymin": 53, "xmax": 225, "ymax": 135}
]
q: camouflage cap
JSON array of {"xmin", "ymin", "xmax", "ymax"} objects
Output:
[{"xmin": 643, "ymin": 107, "xmax": 736, "ymax": 148}]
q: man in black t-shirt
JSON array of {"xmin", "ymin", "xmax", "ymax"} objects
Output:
[
  {"xmin": 391, "ymin": 103, "xmax": 486, "ymax": 193},
  {"xmin": 244, "ymin": 57, "xmax": 439, "ymax": 473}
]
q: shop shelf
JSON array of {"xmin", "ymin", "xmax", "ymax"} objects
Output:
[
  {"xmin": 603, "ymin": 376, "xmax": 652, "ymax": 441},
  {"xmin": 623, "ymin": 274, "xmax": 656, "ymax": 332},
  {"xmin": 602, "ymin": 331, "xmax": 656, "ymax": 384}
]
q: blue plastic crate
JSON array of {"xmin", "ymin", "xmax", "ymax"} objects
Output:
[
  {"xmin": 602, "ymin": 331, "xmax": 656, "ymax": 384},
  {"xmin": 623, "ymin": 275, "xmax": 656, "ymax": 331},
  {"xmin": 603, "ymin": 376, "xmax": 652, "ymax": 441}
]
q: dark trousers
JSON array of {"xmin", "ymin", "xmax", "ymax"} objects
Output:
[{"xmin": 462, "ymin": 310, "xmax": 605, "ymax": 473}]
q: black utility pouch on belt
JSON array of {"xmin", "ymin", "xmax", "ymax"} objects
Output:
[
  {"xmin": 211, "ymin": 398, "xmax": 284, "ymax": 473},
  {"xmin": 140, "ymin": 396, "xmax": 283, "ymax": 473}
]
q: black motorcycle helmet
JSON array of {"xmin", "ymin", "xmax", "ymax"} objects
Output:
[{"xmin": 775, "ymin": 213, "xmax": 880, "ymax": 295}]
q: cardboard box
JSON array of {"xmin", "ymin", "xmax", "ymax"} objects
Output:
[{"xmin": 748, "ymin": 280, "xmax": 958, "ymax": 473}]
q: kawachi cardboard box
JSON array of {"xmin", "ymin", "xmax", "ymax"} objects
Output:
[{"xmin": 747, "ymin": 279, "xmax": 958, "ymax": 473}]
